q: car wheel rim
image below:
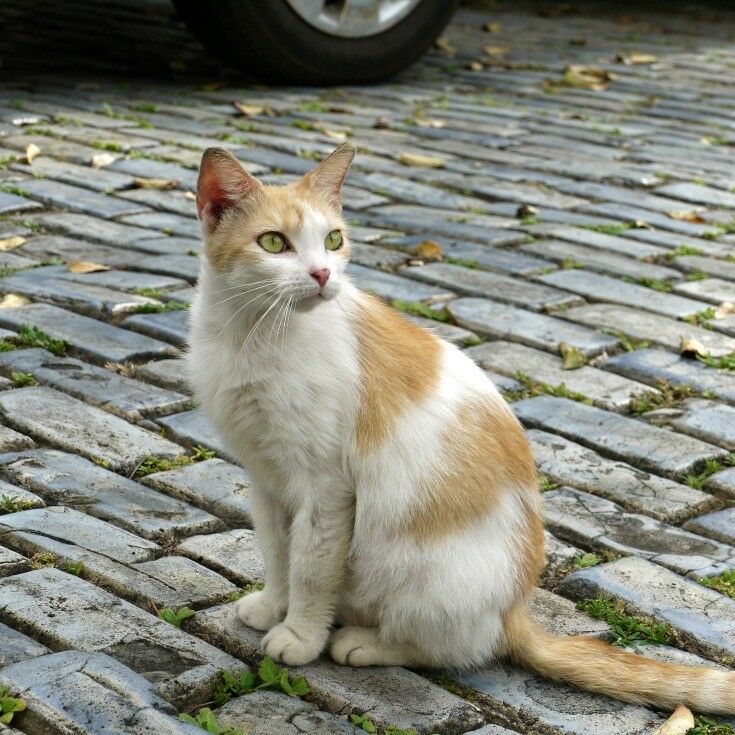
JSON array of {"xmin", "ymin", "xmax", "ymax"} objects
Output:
[{"xmin": 285, "ymin": 0, "xmax": 424, "ymax": 38}]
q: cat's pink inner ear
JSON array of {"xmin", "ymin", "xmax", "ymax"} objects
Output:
[
  {"xmin": 304, "ymin": 141, "xmax": 356, "ymax": 210},
  {"xmin": 197, "ymin": 148, "xmax": 260, "ymax": 228}
]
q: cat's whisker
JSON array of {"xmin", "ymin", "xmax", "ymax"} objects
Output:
[
  {"xmin": 215, "ymin": 285, "xmax": 281, "ymax": 339},
  {"xmin": 278, "ymin": 295, "xmax": 294, "ymax": 361},
  {"xmin": 208, "ymin": 282, "xmax": 280, "ymax": 309},
  {"xmin": 207, "ymin": 278, "xmax": 282, "ymax": 295},
  {"xmin": 267, "ymin": 294, "xmax": 289, "ymax": 353},
  {"xmin": 238, "ymin": 293, "xmax": 284, "ymax": 361}
]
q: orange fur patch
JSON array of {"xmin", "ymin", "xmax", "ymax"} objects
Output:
[
  {"xmin": 405, "ymin": 397, "xmax": 542, "ymax": 553},
  {"xmin": 354, "ymin": 295, "xmax": 441, "ymax": 454}
]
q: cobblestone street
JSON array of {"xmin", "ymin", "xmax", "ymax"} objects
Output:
[{"xmin": 0, "ymin": 1, "xmax": 735, "ymax": 733}]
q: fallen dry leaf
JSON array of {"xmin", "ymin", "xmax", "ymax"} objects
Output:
[
  {"xmin": 616, "ymin": 51, "xmax": 658, "ymax": 65},
  {"xmin": 66, "ymin": 260, "xmax": 111, "ymax": 274},
  {"xmin": 320, "ymin": 128, "xmax": 347, "ymax": 141},
  {"xmin": 0, "ymin": 294, "xmax": 30, "ymax": 308},
  {"xmin": 484, "ymin": 45, "xmax": 509, "ymax": 56},
  {"xmin": 563, "ymin": 65, "xmax": 612, "ymax": 91},
  {"xmin": 668, "ymin": 210, "xmax": 705, "ymax": 224},
  {"xmin": 413, "ymin": 240, "xmax": 444, "ymax": 261},
  {"xmin": 484, "ymin": 21, "xmax": 502, "ymax": 33},
  {"xmin": 12, "ymin": 116, "xmax": 41, "ymax": 127},
  {"xmin": 559, "ymin": 342, "xmax": 586, "ymax": 369},
  {"xmin": 232, "ymin": 101, "xmax": 264, "ymax": 117},
  {"xmin": 680, "ymin": 336, "xmax": 708, "ymax": 358},
  {"xmin": 651, "ymin": 705, "xmax": 694, "ymax": 735},
  {"xmin": 634, "ymin": 219, "xmax": 654, "ymax": 230},
  {"xmin": 434, "ymin": 37, "xmax": 456, "ymax": 55},
  {"xmin": 24, "ymin": 143, "xmax": 41, "ymax": 164},
  {"xmin": 517, "ymin": 203, "xmax": 539, "ymax": 219},
  {"xmin": 714, "ymin": 301, "xmax": 735, "ymax": 319},
  {"xmin": 91, "ymin": 152, "xmax": 117, "ymax": 169},
  {"xmin": 0, "ymin": 236, "xmax": 25, "ymax": 252},
  {"xmin": 468, "ymin": 60, "xmax": 484, "ymax": 71},
  {"xmin": 397, "ymin": 152, "xmax": 445, "ymax": 168},
  {"xmin": 414, "ymin": 118, "xmax": 445, "ymax": 129},
  {"xmin": 132, "ymin": 177, "xmax": 179, "ymax": 190},
  {"xmin": 373, "ymin": 116, "xmax": 391, "ymax": 129},
  {"xmin": 184, "ymin": 191, "xmax": 196, "ymax": 201}
]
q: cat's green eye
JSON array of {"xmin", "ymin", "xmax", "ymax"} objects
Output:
[
  {"xmin": 325, "ymin": 230, "xmax": 343, "ymax": 251},
  {"xmin": 257, "ymin": 232, "xmax": 287, "ymax": 254}
]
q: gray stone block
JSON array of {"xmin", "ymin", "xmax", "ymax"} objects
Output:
[
  {"xmin": 124, "ymin": 309, "xmax": 189, "ymax": 346},
  {"xmin": 175, "ymin": 528, "xmax": 264, "ymax": 584},
  {"xmin": 544, "ymin": 487, "xmax": 735, "ymax": 577},
  {"xmin": 535, "ymin": 270, "xmax": 708, "ymax": 319},
  {"xmin": 684, "ymin": 508, "xmax": 735, "ymax": 547},
  {"xmin": 604, "ymin": 349, "xmax": 735, "ymax": 406},
  {"xmin": 0, "ymin": 621, "xmax": 49, "ymax": 666},
  {"xmin": 448, "ymin": 299, "xmax": 618, "ymax": 357},
  {"xmin": 0, "ymin": 387, "xmax": 184, "ymax": 472},
  {"xmin": 157, "ymin": 408, "xmax": 228, "ymax": 455},
  {"xmin": 515, "ymin": 396, "xmax": 726, "ymax": 478},
  {"xmin": 347, "ymin": 263, "xmax": 454, "ymax": 303},
  {"xmin": 0, "ymin": 303, "xmax": 178, "ymax": 363},
  {"xmin": 143, "ymin": 458, "xmax": 252, "ymax": 527},
  {"xmin": 528, "ymin": 430, "xmax": 718, "ymax": 523},
  {"xmin": 558, "ymin": 556, "xmax": 735, "ymax": 662},
  {"xmin": 135, "ymin": 358, "xmax": 191, "ymax": 393},
  {"xmin": 31, "ymin": 212, "xmax": 166, "ymax": 245},
  {"xmin": 0, "ymin": 650, "xmax": 204, "ymax": 734},
  {"xmin": 674, "ymin": 277, "xmax": 735, "ymax": 305},
  {"xmin": 0, "ymin": 348, "xmax": 189, "ymax": 420},
  {"xmin": 0, "ymin": 568, "xmax": 244, "ymax": 709},
  {"xmin": 0, "ymin": 449, "xmax": 222, "ymax": 544},
  {"xmin": 466, "ymin": 341, "xmax": 650, "ymax": 412}
]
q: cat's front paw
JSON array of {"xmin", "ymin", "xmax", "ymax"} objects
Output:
[
  {"xmin": 237, "ymin": 590, "xmax": 284, "ymax": 631},
  {"xmin": 262, "ymin": 622, "xmax": 327, "ymax": 665}
]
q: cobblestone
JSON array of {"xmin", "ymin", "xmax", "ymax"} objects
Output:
[{"xmin": 2, "ymin": 2, "xmax": 735, "ymax": 732}]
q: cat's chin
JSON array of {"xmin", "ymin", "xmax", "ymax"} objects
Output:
[{"xmin": 295, "ymin": 291, "xmax": 337, "ymax": 312}]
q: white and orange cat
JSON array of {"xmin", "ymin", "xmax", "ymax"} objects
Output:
[{"xmin": 188, "ymin": 142, "xmax": 734, "ymax": 714}]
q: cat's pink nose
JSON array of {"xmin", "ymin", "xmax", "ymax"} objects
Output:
[{"xmin": 310, "ymin": 268, "xmax": 330, "ymax": 288}]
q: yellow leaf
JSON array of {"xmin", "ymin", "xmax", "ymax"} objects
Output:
[
  {"xmin": 91, "ymin": 153, "xmax": 117, "ymax": 169},
  {"xmin": 484, "ymin": 45, "xmax": 509, "ymax": 56},
  {"xmin": 435, "ymin": 37, "xmax": 456, "ymax": 55},
  {"xmin": 320, "ymin": 128, "xmax": 347, "ymax": 141},
  {"xmin": 468, "ymin": 60, "xmax": 484, "ymax": 71},
  {"xmin": 0, "ymin": 236, "xmax": 25, "ymax": 252},
  {"xmin": 667, "ymin": 211, "xmax": 705, "ymax": 223},
  {"xmin": 132, "ymin": 177, "xmax": 179, "ymax": 190},
  {"xmin": 484, "ymin": 21, "xmax": 502, "ymax": 33},
  {"xmin": 714, "ymin": 301, "xmax": 735, "ymax": 319},
  {"xmin": 559, "ymin": 342, "xmax": 586, "ymax": 370},
  {"xmin": 413, "ymin": 240, "xmax": 444, "ymax": 261},
  {"xmin": 397, "ymin": 152, "xmax": 445, "ymax": 168},
  {"xmin": 184, "ymin": 191, "xmax": 196, "ymax": 201},
  {"xmin": 66, "ymin": 260, "xmax": 111, "ymax": 274},
  {"xmin": 651, "ymin": 705, "xmax": 694, "ymax": 735},
  {"xmin": 25, "ymin": 143, "xmax": 41, "ymax": 164},
  {"xmin": 679, "ymin": 336, "xmax": 708, "ymax": 357},
  {"xmin": 414, "ymin": 118, "xmax": 445, "ymax": 129},
  {"xmin": 563, "ymin": 65, "xmax": 612, "ymax": 91},
  {"xmin": 232, "ymin": 101, "xmax": 264, "ymax": 117},
  {"xmin": 616, "ymin": 51, "xmax": 658, "ymax": 65},
  {"xmin": 0, "ymin": 294, "xmax": 30, "ymax": 308}
]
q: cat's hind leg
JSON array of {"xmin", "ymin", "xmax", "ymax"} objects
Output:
[{"xmin": 329, "ymin": 626, "xmax": 422, "ymax": 667}]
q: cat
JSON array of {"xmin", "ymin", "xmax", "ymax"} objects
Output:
[{"xmin": 188, "ymin": 141, "xmax": 734, "ymax": 714}]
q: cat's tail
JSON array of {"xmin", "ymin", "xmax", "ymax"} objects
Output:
[{"xmin": 503, "ymin": 606, "xmax": 735, "ymax": 714}]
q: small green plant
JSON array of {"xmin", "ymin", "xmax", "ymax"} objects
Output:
[
  {"xmin": 134, "ymin": 301, "xmax": 189, "ymax": 313},
  {"xmin": 629, "ymin": 378, "xmax": 698, "ymax": 415},
  {"xmin": 0, "ymin": 494, "xmax": 36, "ymax": 513},
  {"xmin": 92, "ymin": 140, "xmax": 123, "ymax": 152},
  {"xmin": 133, "ymin": 287, "xmax": 164, "ymax": 298},
  {"xmin": 159, "ymin": 606, "xmax": 195, "ymax": 628},
  {"xmin": 502, "ymin": 372, "xmax": 591, "ymax": 404},
  {"xmin": 63, "ymin": 560, "xmax": 84, "ymax": 576},
  {"xmin": 133, "ymin": 446, "xmax": 213, "ymax": 477},
  {"xmin": 700, "ymin": 569, "xmax": 735, "ymax": 600},
  {"xmin": 683, "ymin": 307, "xmax": 717, "ymax": 327},
  {"xmin": 0, "ymin": 686, "xmax": 26, "ymax": 724},
  {"xmin": 390, "ymin": 299, "xmax": 451, "ymax": 323},
  {"xmin": 573, "ymin": 552, "xmax": 602, "ymax": 568},
  {"xmin": 10, "ymin": 371, "xmax": 36, "ymax": 387},
  {"xmin": 538, "ymin": 474, "xmax": 560, "ymax": 493},
  {"xmin": 698, "ymin": 353, "xmax": 735, "ymax": 372},
  {"xmin": 29, "ymin": 552, "xmax": 56, "ymax": 569},
  {"xmin": 686, "ymin": 271, "xmax": 709, "ymax": 282},
  {"xmin": 461, "ymin": 335, "xmax": 484, "ymax": 347},
  {"xmin": 0, "ymin": 184, "xmax": 31, "ymax": 198},
  {"xmin": 577, "ymin": 597, "xmax": 673, "ymax": 647},
  {"xmin": 601, "ymin": 329, "xmax": 649, "ymax": 352},
  {"xmin": 351, "ymin": 714, "xmax": 377, "ymax": 733},
  {"xmin": 179, "ymin": 708, "xmax": 243, "ymax": 735},
  {"xmin": 90, "ymin": 456, "xmax": 112, "ymax": 469},
  {"xmin": 385, "ymin": 727, "xmax": 418, "ymax": 735},
  {"xmin": 225, "ymin": 581, "xmax": 264, "ymax": 602},
  {"xmin": 685, "ymin": 455, "xmax": 735, "ymax": 490},
  {"xmin": 581, "ymin": 222, "xmax": 635, "ymax": 236},
  {"xmin": 664, "ymin": 245, "xmax": 705, "ymax": 260},
  {"xmin": 444, "ymin": 256, "xmax": 479, "ymax": 269},
  {"xmin": 214, "ymin": 657, "xmax": 310, "ymax": 706},
  {"xmin": 16, "ymin": 324, "xmax": 66, "ymax": 355},
  {"xmin": 132, "ymin": 102, "xmax": 159, "ymax": 112},
  {"xmin": 688, "ymin": 716, "xmax": 735, "ymax": 735}
]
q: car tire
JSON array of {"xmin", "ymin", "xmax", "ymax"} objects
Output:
[{"xmin": 170, "ymin": 0, "xmax": 459, "ymax": 85}]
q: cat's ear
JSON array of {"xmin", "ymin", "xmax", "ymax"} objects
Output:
[
  {"xmin": 197, "ymin": 147, "xmax": 262, "ymax": 230},
  {"xmin": 303, "ymin": 141, "xmax": 356, "ymax": 211}
]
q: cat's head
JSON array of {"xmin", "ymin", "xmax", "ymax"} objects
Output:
[{"xmin": 196, "ymin": 142, "xmax": 355, "ymax": 307}]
